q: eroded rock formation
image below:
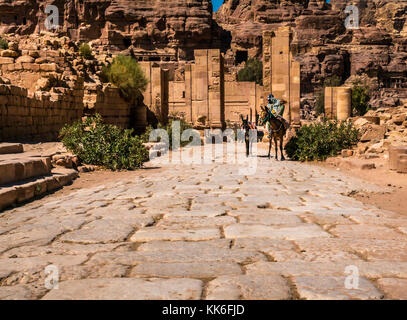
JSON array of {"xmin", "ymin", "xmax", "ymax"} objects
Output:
[
  {"xmin": 216, "ymin": 0, "xmax": 407, "ymax": 108},
  {"xmin": 0, "ymin": 0, "xmax": 223, "ymax": 60}
]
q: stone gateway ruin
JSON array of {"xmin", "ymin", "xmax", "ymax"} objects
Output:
[{"xmin": 141, "ymin": 26, "xmax": 302, "ymax": 129}]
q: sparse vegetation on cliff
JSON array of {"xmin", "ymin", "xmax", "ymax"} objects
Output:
[
  {"xmin": 351, "ymin": 80, "xmax": 370, "ymax": 116},
  {"xmin": 60, "ymin": 114, "xmax": 149, "ymax": 170},
  {"xmin": 238, "ymin": 58, "xmax": 263, "ymax": 85},
  {"xmin": 0, "ymin": 37, "xmax": 8, "ymax": 50},
  {"xmin": 79, "ymin": 43, "xmax": 93, "ymax": 60},
  {"xmin": 101, "ymin": 55, "xmax": 148, "ymax": 101}
]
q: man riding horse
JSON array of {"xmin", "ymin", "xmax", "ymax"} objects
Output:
[
  {"xmin": 259, "ymin": 94, "xmax": 289, "ymax": 160},
  {"xmin": 266, "ymin": 94, "xmax": 289, "ymax": 132}
]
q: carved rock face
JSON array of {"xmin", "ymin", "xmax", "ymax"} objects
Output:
[
  {"xmin": 216, "ymin": 0, "xmax": 407, "ymax": 101},
  {"xmin": 0, "ymin": 0, "xmax": 222, "ymax": 60}
]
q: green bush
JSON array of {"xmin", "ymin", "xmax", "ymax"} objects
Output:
[
  {"xmin": 285, "ymin": 120, "xmax": 359, "ymax": 161},
  {"xmin": 238, "ymin": 58, "xmax": 263, "ymax": 85},
  {"xmin": 0, "ymin": 38, "xmax": 8, "ymax": 50},
  {"xmin": 79, "ymin": 43, "xmax": 93, "ymax": 60},
  {"xmin": 101, "ymin": 55, "xmax": 148, "ymax": 101},
  {"xmin": 352, "ymin": 84, "xmax": 370, "ymax": 116},
  {"xmin": 141, "ymin": 118, "xmax": 193, "ymax": 149},
  {"xmin": 315, "ymin": 75, "xmax": 342, "ymax": 116},
  {"xmin": 60, "ymin": 114, "xmax": 149, "ymax": 170}
]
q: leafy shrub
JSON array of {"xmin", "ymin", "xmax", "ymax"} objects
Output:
[
  {"xmin": 0, "ymin": 38, "xmax": 8, "ymax": 50},
  {"xmin": 238, "ymin": 58, "xmax": 263, "ymax": 85},
  {"xmin": 352, "ymin": 84, "xmax": 370, "ymax": 116},
  {"xmin": 60, "ymin": 114, "xmax": 149, "ymax": 170},
  {"xmin": 285, "ymin": 120, "xmax": 359, "ymax": 161},
  {"xmin": 315, "ymin": 75, "xmax": 342, "ymax": 116},
  {"xmin": 141, "ymin": 118, "xmax": 193, "ymax": 149},
  {"xmin": 101, "ymin": 55, "xmax": 148, "ymax": 101},
  {"xmin": 79, "ymin": 43, "xmax": 93, "ymax": 60}
]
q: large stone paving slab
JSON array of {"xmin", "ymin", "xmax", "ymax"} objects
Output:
[
  {"xmin": 89, "ymin": 248, "xmax": 266, "ymax": 265},
  {"xmin": 130, "ymin": 262, "xmax": 242, "ymax": 278},
  {"xmin": 330, "ymin": 225, "xmax": 407, "ymax": 240},
  {"xmin": 206, "ymin": 275, "xmax": 291, "ymax": 300},
  {"xmin": 293, "ymin": 276, "xmax": 383, "ymax": 300},
  {"xmin": 59, "ymin": 220, "xmax": 135, "ymax": 244},
  {"xmin": 376, "ymin": 278, "xmax": 407, "ymax": 299},
  {"xmin": 224, "ymin": 224, "xmax": 331, "ymax": 240},
  {"xmin": 130, "ymin": 227, "xmax": 221, "ymax": 241},
  {"xmin": 42, "ymin": 278, "xmax": 203, "ymax": 300},
  {"xmin": 246, "ymin": 261, "xmax": 407, "ymax": 278}
]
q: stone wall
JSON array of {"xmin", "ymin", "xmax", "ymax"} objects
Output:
[
  {"xmin": 0, "ymin": 84, "xmax": 83, "ymax": 141},
  {"xmin": 224, "ymin": 82, "xmax": 263, "ymax": 124},
  {"xmin": 83, "ymin": 84, "xmax": 147, "ymax": 131},
  {"xmin": 0, "ymin": 83, "xmax": 145, "ymax": 142}
]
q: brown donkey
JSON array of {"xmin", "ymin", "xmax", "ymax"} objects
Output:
[{"xmin": 259, "ymin": 106, "xmax": 287, "ymax": 160}]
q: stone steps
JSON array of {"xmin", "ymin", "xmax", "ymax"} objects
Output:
[
  {"xmin": 0, "ymin": 143, "xmax": 78, "ymax": 211},
  {"xmin": 0, "ymin": 156, "xmax": 52, "ymax": 185},
  {"xmin": 0, "ymin": 168, "xmax": 78, "ymax": 211},
  {"xmin": 0, "ymin": 143, "xmax": 23, "ymax": 154}
]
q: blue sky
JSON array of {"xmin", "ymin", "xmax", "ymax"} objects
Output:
[{"xmin": 212, "ymin": 0, "xmax": 224, "ymax": 12}]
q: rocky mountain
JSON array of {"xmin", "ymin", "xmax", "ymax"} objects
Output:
[
  {"xmin": 0, "ymin": 0, "xmax": 223, "ymax": 60},
  {"xmin": 216, "ymin": 0, "xmax": 407, "ymax": 108}
]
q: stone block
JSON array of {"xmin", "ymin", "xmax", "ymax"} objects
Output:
[
  {"xmin": 0, "ymin": 187, "xmax": 17, "ymax": 211},
  {"xmin": 16, "ymin": 55, "xmax": 34, "ymax": 63},
  {"xmin": 397, "ymin": 154, "xmax": 407, "ymax": 174},
  {"xmin": 0, "ymin": 50, "xmax": 19, "ymax": 58},
  {"xmin": 360, "ymin": 124, "xmax": 386, "ymax": 142},
  {"xmin": 0, "ymin": 57, "xmax": 14, "ymax": 64},
  {"xmin": 389, "ymin": 145, "xmax": 407, "ymax": 170},
  {"xmin": 0, "ymin": 143, "xmax": 23, "ymax": 154},
  {"xmin": 39, "ymin": 63, "xmax": 58, "ymax": 72}
]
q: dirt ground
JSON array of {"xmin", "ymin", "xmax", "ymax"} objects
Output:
[{"xmin": 313, "ymin": 156, "xmax": 407, "ymax": 216}]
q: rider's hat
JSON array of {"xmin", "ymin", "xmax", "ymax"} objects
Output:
[{"xmin": 267, "ymin": 94, "xmax": 274, "ymax": 101}]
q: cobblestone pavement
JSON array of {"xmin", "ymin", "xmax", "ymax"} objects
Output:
[{"xmin": 1, "ymin": 146, "xmax": 407, "ymax": 300}]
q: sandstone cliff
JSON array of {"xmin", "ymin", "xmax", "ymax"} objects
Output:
[
  {"xmin": 216, "ymin": 0, "xmax": 407, "ymax": 108},
  {"xmin": 0, "ymin": 0, "xmax": 223, "ymax": 60}
]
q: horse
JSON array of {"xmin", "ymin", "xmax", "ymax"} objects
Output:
[
  {"xmin": 240, "ymin": 115, "xmax": 252, "ymax": 157},
  {"xmin": 239, "ymin": 115, "xmax": 265, "ymax": 157},
  {"xmin": 259, "ymin": 106, "xmax": 287, "ymax": 161}
]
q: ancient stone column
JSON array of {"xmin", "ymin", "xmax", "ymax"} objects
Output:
[
  {"xmin": 185, "ymin": 64, "xmax": 193, "ymax": 123},
  {"xmin": 336, "ymin": 87, "xmax": 352, "ymax": 121},
  {"xmin": 191, "ymin": 50, "xmax": 209, "ymax": 126},
  {"xmin": 271, "ymin": 26, "xmax": 291, "ymax": 121},
  {"xmin": 262, "ymin": 31, "xmax": 273, "ymax": 105},
  {"xmin": 290, "ymin": 61, "xmax": 301, "ymax": 126},
  {"xmin": 208, "ymin": 49, "xmax": 224, "ymax": 128},
  {"xmin": 324, "ymin": 87, "xmax": 335, "ymax": 120}
]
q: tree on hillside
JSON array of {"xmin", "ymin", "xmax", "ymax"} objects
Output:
[{"xmin": 238, "ymin": 58, "xmax": 263, "ymax": 85}]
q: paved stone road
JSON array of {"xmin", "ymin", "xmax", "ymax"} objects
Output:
[{"xmin": 1, "ymin": 146, "xmax": 407, "ymax": 300}]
